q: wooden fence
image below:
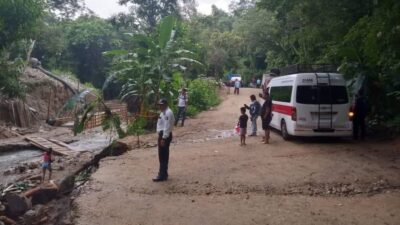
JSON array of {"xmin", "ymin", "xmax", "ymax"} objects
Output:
[{"xmin": 84, "ymin": 105, "xmax": 129, "ymax": 129}]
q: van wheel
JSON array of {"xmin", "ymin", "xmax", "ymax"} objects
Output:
[{"xmin": 281, "ymin": 120, "xmax": 290, "ymax": 140}]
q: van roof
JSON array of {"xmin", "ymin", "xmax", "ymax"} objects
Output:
[
  {"xmin": 278, "ymin": 64, "xmax": 338, "ymax": 76},
  {"xmin": 270, "ymin": 73, "xmax": 346, "ymax": 86},
  {"xmin": 272, "ymin": 73, "xmax": 343, "ymax": 79}
]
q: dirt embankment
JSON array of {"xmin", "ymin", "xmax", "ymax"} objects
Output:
[
  {"xmin": 0, "ymin": 67, "xmax": 74, "ymax": 129},
  {"xmin": 72, "ymin": 88, "xmax": 400, "ymax": 225}
]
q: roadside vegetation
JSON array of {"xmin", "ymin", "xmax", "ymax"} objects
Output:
[{"xmin": 0, "ymin": 0, "xmax": 399, "ymax": 135}]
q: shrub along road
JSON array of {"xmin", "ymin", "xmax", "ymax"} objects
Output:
[{"xmin": 74, "ymin": 88, "xmax": 400, "ymax": 225}]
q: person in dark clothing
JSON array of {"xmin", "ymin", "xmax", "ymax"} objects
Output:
[
  {"xmin": 238, "ymin": 107, "xmax": 249, "ymax": 146},
  {"xmin": 244, "ymin": 95, "xmax": 261, "ymax": 136},
  {"xmin": 353, "ymin": 89, "xmax": 367, "ymax": 140},
  {"xmin": 260, "ymin": 91, "xmax": 273, "ymax": 144}
]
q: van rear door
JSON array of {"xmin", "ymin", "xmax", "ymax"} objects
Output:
[{"xmin": 295, "ymin": 75, "xmax": 350, "ymax": 132}]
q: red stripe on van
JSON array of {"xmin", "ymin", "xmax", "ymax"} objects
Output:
[{"xmin": 272, "ymin": 104, "xmax": 294, "ymax": 116}]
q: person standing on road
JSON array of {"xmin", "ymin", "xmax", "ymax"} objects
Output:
[
  {"xmin": 175, "ymin": 88, "xmax": 188, "ymax": 127},
  {"xmin": 234, "ymin": 79, "xmax": 241, "ymax": 95},
  {"xmin": 238, "ymin": 107, "xmax": 249, "ymax": 146},
  {"xmin": 353, "ymin": 89, "xmax": 367, "ymax": 140},
  {"xmin": 260, "ymin": 91, "xmax": 273, "ymax": 144},
  {"xmin": 244, "ymin": 95, "xmax": 261, "ymax": 136},
  {"xmin": 256, "ymin": 78, "xmax": 261, "ymax": 88},
  {"xmin": 154, "ymin": 98, "xmax": 175, "ymax": 182}
]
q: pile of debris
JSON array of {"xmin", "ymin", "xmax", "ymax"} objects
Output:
[
  {"xmin": 3, "ymin": 162, "xmax": 42, "ymax": 177},
  {"xmin": 0, "ymin": 176, "xmax": 75, "ymax": 225}
]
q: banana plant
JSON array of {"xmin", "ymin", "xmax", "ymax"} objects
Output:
[
  {"xmin": 104, "ymin": 15, "xmax": 203, "ymax": 116},
  {"xmin": 72, "ymin": 92, "xmax": 126, "ymax": 139}
]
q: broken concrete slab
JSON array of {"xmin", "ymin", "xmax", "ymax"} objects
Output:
[
  {"xmin": 57, "ymin": 176, "xmax": 75, "ymax": 195},
  {"xmin": 30, "ymin": 188, "xmax": 58, "ymax": 206}
]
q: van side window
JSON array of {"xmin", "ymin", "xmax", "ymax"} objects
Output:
[{"xmin": 270, "ymin": 86, "xmax": 292, "ymax": 103}]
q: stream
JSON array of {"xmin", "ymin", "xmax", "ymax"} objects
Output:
[{"xmin": 0, "ymin": 132, "xmax": 114, "ymax": 185}]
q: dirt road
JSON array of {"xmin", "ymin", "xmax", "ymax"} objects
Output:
[{"xmin": 74, "ymin": 88, "xmax": 400, "ymax": 225}]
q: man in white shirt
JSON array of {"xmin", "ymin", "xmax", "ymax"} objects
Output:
[
  {"xmin": 154, "ymin": 98, "xmax": 175, "ymax": 182},
  {"xmin": 175, "ymin": 88, "xmax": 188, "ymax": 127},
  {"xmin": 234, "ymin": 79, "xmax": 241, "ymax": 95}
]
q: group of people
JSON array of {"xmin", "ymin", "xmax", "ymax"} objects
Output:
[
  {"xmin": 153, "ymin": 88, "xmax": 274, "ymax": 182},
  {"xmin": 39, "ymin": 83, "xmax": 367, "ymax": 184},
  {"xmin": 229, "ymin": 78, "xmax": 262, "ymax": 95},
  {"xmin": 41, "ymin": 87, "xmax": 367, "ymax": 184},
  {"xmin": 238, "ymin": 90, "xmax": 272, "ymax": 146}
]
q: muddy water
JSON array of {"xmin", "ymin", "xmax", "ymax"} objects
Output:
[
  {"xmin": 68, "ymin": 133, "xmax": 113, "ymax": 153},
  {"xmin": 0, "ymin": 133, "xmax": 113, "ymax": 185},
  {"xmin": 0, "ymin": 149, "xmax": 41, "ymax": 171},
  {"xmin": 0, "ymin": 149, "xmax": 42, "ymax": 184}
]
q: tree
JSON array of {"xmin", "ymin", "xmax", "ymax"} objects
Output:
[
  {"xmin": 32, "ymin": 13, "xmax": 68, "ymax": 69},
  {"xmin": 105, "ymin": 16, "xmax": 202, "ymax": 115},
  {"xmin": 229, "ymin": 0, "xmax": 255, "ymax": 16},
  {"xmin": 336, "ymin": 0, "xmax": 400, "ymax": 125},
  {"xmin": 0, "ymin": 0, "xmax": 44, "ymax": 98},
  {"xmin": 180, "ymin": 0, "xmax": 198, "ymax": 19},
  {"xmin": 118, "ymin": 0, "xmax": 179, "ymax": 32},
  {"xmin": 127, "ymin": 116, "xmax": 147, "ymax": 147},
  {"xmin": 47, "ymin": 0, "xmax": 84, "ymax": 18},
  {"xmin": 0, "ymin": 0, "xmax": 44, "ymax": 50},
  {"xmin": 255, "ymin": 0, "xmax": 400, "ymax": 131},
  {"xmin": 64, "ymin": 16, "xmax": 118, "ymax": 88}
]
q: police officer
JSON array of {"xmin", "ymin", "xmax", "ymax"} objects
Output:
[{"xmin": 153, "ymin": 98, "xmax": 175, "ymax": 182}]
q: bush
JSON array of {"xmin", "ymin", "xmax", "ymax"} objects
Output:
[
  {"xmin": 187, "ymin": 78, "xmax": 220, "ymax": 115},
  {"xmin": 0, "ymin": 57, "xmax": 26, "ymax": 98},
  {"xmin": 185, "ymin": 105, "xmax": 199, "ymax": 117}
]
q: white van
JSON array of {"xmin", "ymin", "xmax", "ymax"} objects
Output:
[{"xmin": 266, "ymin": 66, "xmax": 353, "ymax": 139}]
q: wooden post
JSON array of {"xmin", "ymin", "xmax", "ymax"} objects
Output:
[
  {"xmin": 47, "ymin": 87, "xmax": 52, "ymax": 121},
  {"xmin": 11, "ymin": 101, "xmax": 17, "ymax": 126}
]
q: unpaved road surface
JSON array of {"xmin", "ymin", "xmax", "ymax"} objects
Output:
[{"xmin": 74, "ymin": 88, "xmax": 400, "ymax": 225}]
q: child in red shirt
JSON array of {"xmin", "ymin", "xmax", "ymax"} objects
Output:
[{"xmin": 42, "ymin": 148, "xmax": 53, "ymax": 182}]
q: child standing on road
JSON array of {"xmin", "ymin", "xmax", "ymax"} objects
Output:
[
  {"xmin": 238, "ymin": 107, "xmax": 249, "ymax": 146},
  {"xmin": 42, "ymin": 148, "xmax": 53, "ymax": 182}
]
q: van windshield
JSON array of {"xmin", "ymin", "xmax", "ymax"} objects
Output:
[{"xmin": 296, "ymin": 85, "xmax": 348, "ymax": 104}]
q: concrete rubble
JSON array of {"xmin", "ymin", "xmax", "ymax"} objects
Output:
[{"xmin": 0, "ymin": 137, "xmax": 131, "ymax": 225}]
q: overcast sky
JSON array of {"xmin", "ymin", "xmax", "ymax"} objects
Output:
[{"xmin": 84, "ymin": 0, "xmax": 230, "ymax": 18}]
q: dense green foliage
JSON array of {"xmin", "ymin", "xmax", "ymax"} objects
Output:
[
  {"xmin": 0, "ymin": 56, "xmax": 26, "ymax": 98},
  {"xmin": 64, "ymin": 16, "xmax": 118, "ymax": 87},
  {"xmin": 255, "ymin": 0, "xmax": 400, "ymax": 132},
  {"xmin": 186, "ymin": 78, "xmax": 220, "ymax": 116},
  {"xmin": 0, "ymin": 0, "xmax": 44, "ymax": 49},
  {"xmin": 0, "ymin": 0, "xmax": 44, "ymax": 98},
  {"xmin": 118, "ymin": 0, "xmax": 179, "ymax": 32}
]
